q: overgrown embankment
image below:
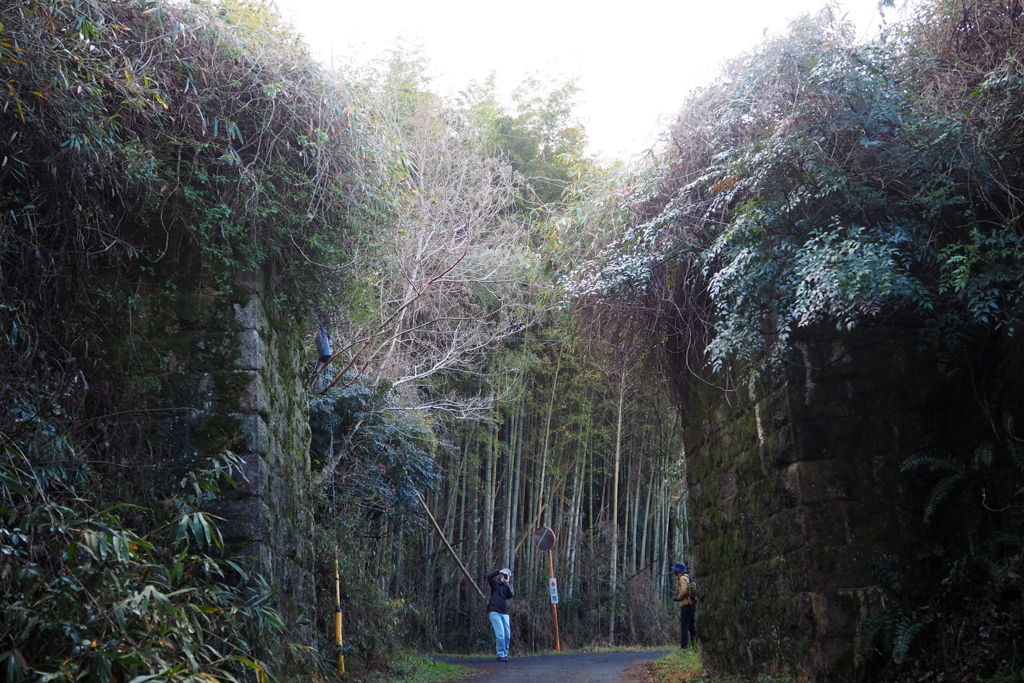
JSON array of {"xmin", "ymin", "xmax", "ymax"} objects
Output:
[
  {"xmin": 0, "ymin": 0, "xmax": 688, "ymax": 678},
  {"xmin": 566, "ymin": 0, "xmax": 1024, "ymax": 680},
  {"xmin": 0, "ymin": 0, "xmax": 378, "ymax": 678}
]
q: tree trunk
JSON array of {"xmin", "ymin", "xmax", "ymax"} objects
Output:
[
  {"xmin": 536, "ymin": 349, "xmax": 562, "ymax": 533},
  {"xmin": 566, "ymin": 444, "xmax": 584, "ymax": 599},
  {"xmin": 484, "ymin": 427, "xmax": 495, "ymax": 568},
  {"xmin": 509, "ymin": 404, "xmax": 524, "ymax": 574},
  {"xmin": 641, "ymin": 466, "xmax": 654, "ymax": 572},
  {"xmin": 609, "ymin": 366, "xmax": 626, "ymax": 644}
]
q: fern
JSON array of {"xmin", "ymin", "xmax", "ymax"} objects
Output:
[
  {"xmin": 900, "ymin": 453, "xmax": 960, "ymax": 475},
  {"xmin": 863, "ymin": 611, "xmax": 898, "ymax": 650},
  {"xmin": 973, "ymin": 443, "xmax": 995, "ymax": 469},
  {"xmin": 1009, "ymin": 443, "xmax": 1024, "ymax": 473},
  {"xmin": 923, "ymin": 472, "xmax": 965, "ymax": 523},
  {"xmin": 892, "ymin": 617, "xmax": 924, "ymax": 665},
  {"xmin": 871, "ymin": 559, "xmax": 903, "ymax": 595},
  {"xmin": 978, "ymin": 555, "xmax": 1009, "ymax": 583}
]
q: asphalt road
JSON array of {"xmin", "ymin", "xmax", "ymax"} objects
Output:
[{"xmin": 434, "ymin": 650, "xmax": 671, "ymax": 682}]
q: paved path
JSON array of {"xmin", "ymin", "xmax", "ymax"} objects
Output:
[{"xmin": 434, "ymin": 650, "xmax": 670, "ymax": 682}]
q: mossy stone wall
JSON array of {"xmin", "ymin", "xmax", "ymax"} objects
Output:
[
  {"xmin": 134, "ymin": 270, "xmax": 316, "ymax": 643},
  {"xmin": 685, "ymin": 328, "xmax": 956, "ymax": 681}
]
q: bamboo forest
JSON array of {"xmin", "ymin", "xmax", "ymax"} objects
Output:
[{"xmin": 1, "ymin": 0, "xmax": 1023, "ymax": 682}]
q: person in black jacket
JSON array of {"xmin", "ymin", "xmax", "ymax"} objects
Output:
[{"xmin": 486, "ymin": 568, "xmax": 514, "ymax": 662}]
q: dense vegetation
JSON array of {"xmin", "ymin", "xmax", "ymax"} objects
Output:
[
  {"xmin": 0, "ymin": 0, "xmax": 383, "ymax": 679},
  {"xmin": 3, "ymin": 0, "xmax": 1024, "ymax": 681},
  {"xmin": 573, "ymin": 0, "xmax": 1024, "ymax": 386},
  {"xmin": 0, "ymin": 0, "xmax": 685, "ymax": 679},
  {"xmin": 571, "ymin": 1, "xmax": 1024, "ymax": 680},
  {"xmin": 308, "ymin": 48, "xmax": 687, "ymax": 662}
]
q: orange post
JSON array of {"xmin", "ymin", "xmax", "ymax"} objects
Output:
[
  {"xmin": 534, "ymin": 526, "xmax": 561, "ymax": 653},
  {"xmin": 548, "ymin": 551, "xmax": 561, "ymax": 652}
]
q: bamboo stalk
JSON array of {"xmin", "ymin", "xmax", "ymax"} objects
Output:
[{"xmin": 417, "ymin": 491, "xmax": 485, "ymax": 600}]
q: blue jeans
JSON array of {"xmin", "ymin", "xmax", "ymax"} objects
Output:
[{"xmin": 488, "ymin": 611, "xmax": 510, "ymax": 658}]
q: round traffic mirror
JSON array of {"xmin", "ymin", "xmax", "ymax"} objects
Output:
[{"xmin": 533, "ymin": 526, "xmax": 556, "ymax": 552}]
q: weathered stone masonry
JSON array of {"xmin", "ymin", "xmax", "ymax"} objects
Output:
[
  {"xmin": 685, "ymin": 327, "xmax": 974, "ymax": 681},
  {"xmin": 143, "ymin": 271, "xmax": 316, "ymax": 638}
]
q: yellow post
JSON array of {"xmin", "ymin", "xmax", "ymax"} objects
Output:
[{"xmin": 334, "ymin": 551, "xmax": 345, "ymax": 675}]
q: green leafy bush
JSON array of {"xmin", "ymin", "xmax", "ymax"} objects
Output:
[
  {"xmin": 0, "ymin": 1, "xmax": 393, "ymax": 676},
  {"xmin": 571, "ymin": 1, "xmax": 1024, "ymax": 389},
  {"xmin": 308, "ymin": 378, "xmax": 439, "ymax": 672},
  {"xmin": 1, "ymin": 415, "xmax": 284, "ymax": 682},
  {"xmin": 566, "ymin": 0, "xmax": 1024, "ymax": 678},
  {"xmin": 0, "ymin": 0, "xmax": 389, "ymax": 324}
]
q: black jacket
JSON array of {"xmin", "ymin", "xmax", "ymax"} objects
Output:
[{"xmin": 486, "ymin": 570, "xmax": 514, "ymax": 614}]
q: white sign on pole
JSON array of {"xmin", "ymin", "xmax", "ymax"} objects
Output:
[{"xmin": 549, "ymin": 577, "xmax": 559, "ymax": 605}]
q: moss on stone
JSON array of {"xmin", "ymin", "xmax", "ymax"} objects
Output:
[
  {"xmin": 816, "ymin": 547, "xmax": 837, "ymax": 575},
  {"xmin": 683, "ymin": 328, "xmax": 963, "ymax": 681},
  {"xmin": 213, "ymin": 370, "xmax": 254, "ymax": 411},
  {"xmin": 196, "ymin": 414, "xmax": 244, "ymax": 455}
]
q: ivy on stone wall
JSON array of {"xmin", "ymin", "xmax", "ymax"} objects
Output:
[
  {"xmin": 0, "ymin": 0, "xmax": 386, "ymax": 679},
  {"xmin": 571, "ymin": 2, "xmax": 1024, "ymax": 390},
  {"xmin": 0, "ymin": 0, "xmax": 388, "ymax": 315},
  {"xmin": 565, "ymin": 0, "xmax": 1024, "ymax": 679}
]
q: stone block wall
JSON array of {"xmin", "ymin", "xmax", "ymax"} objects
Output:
[
  {"xmin": 137, "ymin": 272, "xmax": 316, "ymax": 643},
  {"xmin": 685, "ymin": 328, "xmax": 959, "ymax": 681}
]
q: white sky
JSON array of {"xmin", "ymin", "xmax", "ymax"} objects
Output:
[{"xmin": 278, "ymin": 0, "xmax": 899, "ymax": 161}]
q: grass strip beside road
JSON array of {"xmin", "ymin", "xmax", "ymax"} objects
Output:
[
  {"xmin": 652, "ymin": 646, "xmax": 704, "ymax": 682},
  {"xmin": 372, "ymin": 654, "xmax": 472, "ymax": 682},
  {"xmin": 651, "ymin": 645, "xmax": 793, "ymax": 683},
  {"xmin": 373, "ymin": 645, "xmax": 792, "ymax": 683}
]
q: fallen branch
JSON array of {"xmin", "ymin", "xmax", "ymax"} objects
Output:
[{"xmin": 416, "ymin": 491, "xmax": 485, "ymax": 600}]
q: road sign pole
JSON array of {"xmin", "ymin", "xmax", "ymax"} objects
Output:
[
  {"xmin": 548, "ymin": 550, "xmax": 561, "ymax": 652},
  {"xmin": 533, "ymin": 526, "xmax": 561, "ymax": 653}
]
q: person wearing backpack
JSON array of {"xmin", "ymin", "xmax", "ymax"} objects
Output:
[{"xmin": 671, "ymin": 561, "xmax": 697, "ymax": 648}]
